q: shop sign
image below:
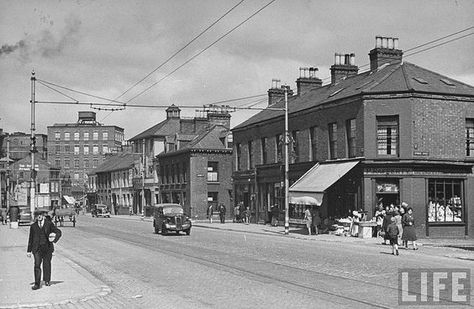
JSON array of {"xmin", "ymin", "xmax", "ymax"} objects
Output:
[{"xmin": 413, "ymin": 151, "xmax": 429, "ymax": 156}]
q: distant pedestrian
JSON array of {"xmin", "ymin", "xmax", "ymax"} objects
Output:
[
  {"xmin": 207, "ymin": 205, "xmax": 214, "ymax": 223},
  {"xmin": 129, "ymin": 206, "xmax": 133, "ymax": 216},
  {"xmin": 393, "ymin": 210, "xmax": 403, "ymax": 245},
  {"xmin": 402, "ymin": 207, "xmax": 418, "ymax": 250},
  {"xmin": 218, "ymin": 203, "xmax": 226, "ymax": 224},
  {"xmin": 304, "ymin": 206, "xmax": 313, "ymax": 235},
  {"xmin": 381, "ymin": 209, "xmax": 393, "ymax": 245},
  {"xmin": 244, "ymin": 207, "xmax": 250, "ymax": 224},
  {"xmin": 0, "ymin": 208, "xmax": 7, "ymax": 224},
  {"xmin": 387, "ymin": 217, "xmax": 399, "ymax": 256},
  {"xmin": 270, "ymin": 205, "xmax": 279, "ymax": 226},
  {"xmin": 233, "ymin": 205, "xmax": 240, "ymax": 223},
  {"xmin": 27, "ymin": 210, "xmax": 62, "ymax": 290}
]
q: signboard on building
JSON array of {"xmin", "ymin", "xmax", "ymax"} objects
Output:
[{"xmin": 39, "ymin": 183, "xmax": 49, "ymax": 194}]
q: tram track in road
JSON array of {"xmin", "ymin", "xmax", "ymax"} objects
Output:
[{"xmin": 65, "ymin": 222, "xmax": 408, "ymax": 308}]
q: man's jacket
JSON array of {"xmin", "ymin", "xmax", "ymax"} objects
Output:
[{"xmin": 27, "ymin": 219, "xmax": 62, "ymax": 253}]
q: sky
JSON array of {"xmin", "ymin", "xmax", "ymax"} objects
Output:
[{"xmin": 1, "ymin": 0, "xmax": 473, "ymax": 140}]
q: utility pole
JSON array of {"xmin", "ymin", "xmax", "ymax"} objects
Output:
[
  {"xmin": 141, "ymin": 139, "xmax": 145, "ymax": 218},
  {"xmin": 30, "ymin": 70, "xmax": 36, "ymax": 218},
  {"xmin": 6, "ymin": 137, "xmax": 10, "ymax": 213},
  {"xmin": 284, "ymin": 87, "xmax": 289, "ymax": 235}
]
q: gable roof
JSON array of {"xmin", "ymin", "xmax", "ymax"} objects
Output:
[
  {"xmin": 93, "ymin": 153, "xmax": 140, "ymax": 173},
  {"xmin": 129, "ymin": 118, "xmax": 180, "ymax": 141},
  {"xmin": 233, "ymin": 62, "xmax": 474, "ymax": 130}
]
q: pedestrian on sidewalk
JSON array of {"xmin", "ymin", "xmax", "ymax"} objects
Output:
[
  {"xmin": 402, "ymin": 207, "xmax": 418, "ymax": 250},
  {"xmin": 27, "ymin": 209, "xmax": 62, "ymax": 290},
  {"xmin": 233, "ymin": 204, "xmax": 240, "ymax": 223},
  {"xmin": 304, "ymin": 206, "xmax": 313, "ymax": 235},
  {"xmin": 387, "ymin": 216, "xmax": 399, "ymax": 256},
  {"xmin": 219, "ymin": 203, "xmax": 226, "ymax": 224},
  {"xmin": 244, "ymin": 206, "xmax": 251, "ymax": 224},
  {"xmin": 207, "ymin": 204, "xmax": 214, "ymax": 223}
]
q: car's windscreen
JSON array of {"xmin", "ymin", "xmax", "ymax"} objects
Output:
[{"xmin": 163, "ymin": 207, "xmax": 184, "ymax": 215}]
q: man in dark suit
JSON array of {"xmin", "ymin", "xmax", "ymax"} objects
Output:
[{"xmin": 27, "ymin": 209, "xmax": 62, "ymax": 290}]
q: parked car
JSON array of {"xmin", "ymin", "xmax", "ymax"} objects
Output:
[
  {"xmin": 92, "ymin": 204, "xmax": 111, "ymax": 218},
  {"xmin": 18, "ymin": 206, "xmax": 32, "ymax": 225},
  {"xmin": 153, "ymin": 203, "xmax": 191, "ymax": 235}
]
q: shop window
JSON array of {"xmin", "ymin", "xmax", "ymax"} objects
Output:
[
  {"xmin": 466, "ymin": 119, "xmax": 474, "ymax": 157},
  {"xmin": 428, "ymin": 179, "xmax": 464, "ymax": 223},
  {"xmin": 207, "ymin": 161, "xmax": 218, "ymax": 182},
  {"xmin": 377, "ymin": 116, "xmax": 399, "ymax": 156},
  {"xmin": 376, "ymin": 179, "xmax": 400, "ymax": 207},
  {"xmin": 346, "ymin": 119, "xmax": 356, "ymax": 158},
  {"xmin": 328, "ymin": 122, "xmax": 337, "ymax": 159}
]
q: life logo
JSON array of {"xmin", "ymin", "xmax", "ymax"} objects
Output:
[{"xmin": 398, "ymin": 268, "xmax": 471, "ymax": 306}]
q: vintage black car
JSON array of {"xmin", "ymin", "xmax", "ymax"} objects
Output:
[
  {"xmin": 153, "ymin": 203, "xmax": 191, "ymax": 235},
  {"xmin": 91, "ymin": 204, "xmax": 111, "ymax": 218}
]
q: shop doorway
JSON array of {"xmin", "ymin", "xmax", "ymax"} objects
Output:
[{"xmin": 375, "ymin": 179, "xmax": 400, "ymax": 208}]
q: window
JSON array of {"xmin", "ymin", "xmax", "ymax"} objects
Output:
[
  {"xmin": 428, "ymin": 179, "xmax": 464, "ymax": 223},
  {"xmin": 103, "ymin": 145, "xmax": 109, "ymax": 153},
  {"xmin": 84, "ymin": 159, "xmax": 89, "ymax": 168},
  {"xmin": 74, "ymin": 132, "xmax": 79, "ymax": 141},
  {"xmin": 261, "ymin": 137, "xmax": 268, "ymax": 164},
  {"xmin": 291, "ymin": 131, "xmax": 299, "ymax": 163},
  {"xmin": 74, "ymin": 145, "xmax": 80, "ymax": 155},
  {"xmin": 65, "ymin": 144, "xmax": 71, "ymax": 153},
  {"xmin": 55, "ymin": 132, "xmax": 60, "ymax": 140},
  {"xmin": 346, "ymin": 119, "xmax": 356, "ymax": 158},
  {"xmin": 55, "ymin": 159, "xmax": 60, "ymax": 167},
  {"xmin": 310, "ymin": 126, "xmax": 317, "ymax": 161},
  {"xmin": 328, "ymin": 122, "xmax": 338, "ymax": 159},
  {"xmin": 236, "ymin": 143, "xmax": 242, "ymax": 171},
  {"xmin": 84, "ymin": 145, "xmax": 89, "ymax": 155},
  {"xmin": 74, "ymin": 159, "xmax": 79, "ymax": 168},
  {"xmin": 84, "ymin": 132, "xmax": 89, "ymax": 141},
  {"xmin": 208, "ymin": 192, "xmax": 218, "ymax": 211},
  {"xmin": 377, "ymin": 116, "xmax": 399, "ymax": 156},
  {"xmin": 276, "ymin": 134, "xmax": 283, "ymax": 163},
  {"xmin": 248, "ymin": 141, "xmax": 253, "ymax": 169},
  {"xmin": 93, "ymin": 145, "xmax": 99, "ymax": 154},
  {"xmin": 466, "ymin": 119, "xmax": 474, "ymax": 157},
  {"xmin": 102, "ymin": 132, "xmax": 108, "ymax": 140},
  {"xmin": 74, "ymin": 173, "xmax": 79, "ymax": 180},
  {"xmin": 92, "ymin": 159, "xmax": 98, "ymax": 168},
  {"xmin": 65, "ymin": 159, "xmax": 70, "ymax": 168},
  {"xmin": 93, "ymin": 132, "xmax": 98, "ymax": 140},
  {"xmin": 64, "ymin": 132, "xmax": 70, "ymax": 141},
  {"xmin": 55, "ymin": 144, "xmax": 60, "ymax": 154},
  {"xmin": 207, "ymin": 162, "xmax": 218, "ymax": 182}
]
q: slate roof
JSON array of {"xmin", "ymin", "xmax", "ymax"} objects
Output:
[
  {"xmin": 233, "ymin": 62, "xmax": 474, "ymax": 130},
  {"xmin": 93, "ymin": 153, "xmax": 140, "ymax": 173},
  {"xmin": 129, "ymin": 118, "xmax": 180, "ymax": 141}
]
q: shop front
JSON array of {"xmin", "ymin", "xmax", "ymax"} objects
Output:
[{"xmin": 364, "ymin": 162, "xmax": 473, "ymax": 238}]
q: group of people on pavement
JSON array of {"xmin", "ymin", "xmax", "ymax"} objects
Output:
[{"xmin": 375, "ymin": 202, "xmax": 418, "ymax": 256}]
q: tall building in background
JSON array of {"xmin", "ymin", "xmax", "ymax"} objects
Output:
[
  {"xmin": 47, "ymin": 111, "xmax": 125, "ymax": 189},
  {"xmin": 1, "ymin": 131, "xmax": 48, "ymax": 162}
]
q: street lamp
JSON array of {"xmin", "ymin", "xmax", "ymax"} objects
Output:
[{"xmin": 284, "ymin": 88, "xmax": 289, "ymax": 235}]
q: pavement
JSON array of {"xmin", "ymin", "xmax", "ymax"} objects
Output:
[{"xmin": 0, "ymin": 215, "xmax": 472, "ymax": 308}]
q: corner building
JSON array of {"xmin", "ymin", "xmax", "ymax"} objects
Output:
[{"xmin": 232, "ymin": 36, "xmax": 474, "ymax": 238}]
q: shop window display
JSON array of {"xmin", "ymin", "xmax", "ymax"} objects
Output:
[{"xmin": 427, "ymin": 179, "xmax": 463, "ymax": 223}]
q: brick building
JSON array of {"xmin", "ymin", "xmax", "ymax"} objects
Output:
[
  {"xmin": 47, "ymin": 111, "xmax": 125, "ymax": 189},
  {"xmin": 129, "ymin": 105, "xmax": 232, "ymax": 217},
  {"xmin": 1, "ymin": 132, "xmax": 48, "ymax": 162},
  {"xmin": 232, "ymin": 36, "xmax": 474, "ymax": 238}
]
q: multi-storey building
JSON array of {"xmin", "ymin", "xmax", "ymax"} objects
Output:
[
  {"xmin": 232, "ymin": 36, "xmax": 474, "ymax": 238},
  {"xmin": 47, "ymin": 111, "xmax": 125, "ymax": 189},
  {"xmin": 1, "ymin": 132, "xmax": 48, "ymax": 162},
  {"xmin": 129, "ymin": 105, "xmax": 232, "ymax": 216},
  {"xmin": 92, "ymin": 152, "xmax": 141, "ymax": 215}
]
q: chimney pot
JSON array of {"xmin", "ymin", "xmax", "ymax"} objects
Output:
[
  {"xmin": 330, "ymin": 52, "xmax": 358, "ymax": 84},
  {"xmin": 369, "ymin": 36, "xmax": 403, "ymax": 71}
]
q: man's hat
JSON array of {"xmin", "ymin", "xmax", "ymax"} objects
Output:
[{"xmin": 33, "ymin": 208, "xmax": 49, "ymax": 216}]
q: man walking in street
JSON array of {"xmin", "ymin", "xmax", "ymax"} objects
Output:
[
  {"xmin": 219, "ymin": 203, "xmax": 226, "ymax": 224},
  {"xmin": 27, "ymin": 209, "xmax": 62, "ymax": 290},
  {"xmin": 207, "ymin": 204, "xmax": 214, "ymax": 223}
]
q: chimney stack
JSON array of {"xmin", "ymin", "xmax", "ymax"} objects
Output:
[
  {"xmin": 330, "ymin": 53, "xmax": 358, "ymax": 85},
  {"xmin": 369, "ymin": 36, "xmax": 403, "ymax": 71},
  {"xmin": 268, "ymin": 79, "xmax": 293, "ymax": 106},
  {"xmin": 296, "ymin": 67, "xmax": 322, "ymax": 95}
]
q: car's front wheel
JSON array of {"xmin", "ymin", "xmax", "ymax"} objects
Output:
[{"xmin": 161, "ymin": 224, "xmax": 167, "ymax": 235}]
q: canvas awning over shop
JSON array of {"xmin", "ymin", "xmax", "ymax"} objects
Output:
[
  {"xmin": 289, "ymin": 160, "xmax": 360, "ymax": 206},
  {"xmin": 63, "ymin": 195, "xmax": 76, "ymax": 205}
]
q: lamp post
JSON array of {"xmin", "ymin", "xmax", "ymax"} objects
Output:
[
  {"xmin": 30, "ymin": 70, "xmax": 36, "ymax": 218},
  {"xmin": 284, "ymin": 87, "xmax": 289, "ymax": 235}
]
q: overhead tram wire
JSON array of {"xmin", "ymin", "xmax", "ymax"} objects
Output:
[{"xmin": 124, "ymin": 0, "xmax": 278, "ymax": 104}]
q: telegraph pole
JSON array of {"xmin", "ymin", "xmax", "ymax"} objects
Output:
[
  {"xmin": 6, "ymin": 137, "xmax": 10, "ymax": 213},
  {"xmin": 284, "ymin": 87, "xmax": 289, "ymax": 235},
  {"xmin": 141, "ymin": 139, "xmax": 145, "ymax": 218},
  {"xmin": 30, "ymin": 70, "xmax": 36, "ymax": 217}
]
